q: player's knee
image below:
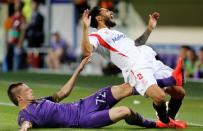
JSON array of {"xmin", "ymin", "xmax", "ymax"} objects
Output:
[
  {"xmin": 153, "ymin": 92, "xmax": 166, "ymax": 104},
  {"xmin": 123, "ymin": 85, "xmax": 133, "ymax": 96},
  {"xmin": 119, "ymin": 83, "xmax": 133, "ymax": 97},
  {"xmin": 117, "ymin": 106, "xmax": 131, "ymax": 117},
  {"xmin": 176, "ymin": 88, "xmax": 186, "ymax": 99},
  {"xmin": 179, "ymin": 88, "xmax": 185, "ymax": 98}
]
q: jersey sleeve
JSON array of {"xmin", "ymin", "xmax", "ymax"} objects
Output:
[
  {"xmin": 18, "ymin": 114, "xmax": 33, "ymax": 127},
  {"xmin": 88, "ymin": 35, "xmax": 99, "ymax": 51},
  {"xmin": 42, "ymin": 93, "xmax": 61, "ymax": 103},
  {"xmin": 88, "ymin": 35, "xmax": 110, "ymax": 59},
  {"xmin": 41, "ymin": 96, "xmax": 56, "ymax": 102}
]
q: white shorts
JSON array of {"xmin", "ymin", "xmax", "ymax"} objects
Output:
[{"xmin": 122, "ymin": 60, "xmax": 173, "ymax": 96}]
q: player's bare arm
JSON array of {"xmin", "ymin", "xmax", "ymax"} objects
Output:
[
  {"xmin": 53, "ymin": 56, "xmax": 91, "ymax": 102},
  {"xmin": 20, "ymin": 121, "xmax": 32, "ymax": 131},
  {"xmin": 135, "ymin": 12, "xmax": 160, "ymax": 46},
  {"xmin": 82, "ymin": 9, "xmax": 93, "ymax": 57}
]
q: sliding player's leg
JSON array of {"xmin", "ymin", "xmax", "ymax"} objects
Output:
[
  {"xmin": 79, "ymin": 106, "xmax": 157, "ymax": 128},
  {"xmin": 78, "ymin": 85, "xmax": 132, "ymax": 127},
  {"xmin": 109, "ymin": 106, "xmax": 156, "ymax": 128},
  {"xmin": 110, "ymin": 83, "xmax": 133, "ymax": 101}
]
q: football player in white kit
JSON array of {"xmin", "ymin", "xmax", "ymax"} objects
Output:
[{"xmin": 81, "ymin": 7, "xmax": 186, "ymax": 128}]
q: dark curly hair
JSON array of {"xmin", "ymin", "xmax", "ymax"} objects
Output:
[{"xmin": 89, "ymin": 7, "xmax": 101, "ymax": 28}]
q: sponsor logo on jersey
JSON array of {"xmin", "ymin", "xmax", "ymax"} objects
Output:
[{"xmin": 112, "ymin": 34, "xmax": 126, "ymax": 43}]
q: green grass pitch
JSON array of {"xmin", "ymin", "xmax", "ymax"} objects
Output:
[{"xmin": 0, "ymin": 72, "xmax": 203, "ymax": 131}]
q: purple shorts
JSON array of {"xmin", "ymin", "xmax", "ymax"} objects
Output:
[{"xmin": 78, "ymin": 86, "xmax": 118, "ymax": 128}]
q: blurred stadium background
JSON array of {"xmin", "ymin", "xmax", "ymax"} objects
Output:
[{"xmin": 0, "ymin": 0, "xmax": 203, "ymax": 130}]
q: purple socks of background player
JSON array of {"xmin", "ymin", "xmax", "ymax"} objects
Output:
[{"xmin": 125, "ymin": 110, "xmax": 156, "ymax": 128}]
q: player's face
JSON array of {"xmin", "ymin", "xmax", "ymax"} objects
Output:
[
  {"xmin": 17, "ymin": 84, "xmax": 35, "ymax": 102},
  {"xmin": 99, "ymin": 8, "xmax": 116, "ymax": 28},
  {"xmin": 186, "ymin": 50, "xmax": 196, "ymax": 61},
  {"xmin": 179, "ymin": 48, "xmax": 188, "ymax": 59},
  {"xmin": 199, "ymin": 51, "xmax": 203, "ymax": 61}
]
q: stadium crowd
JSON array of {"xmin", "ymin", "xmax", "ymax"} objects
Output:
[{"xmin": 179, "ymin": 45, "xmax": 203, "ymax": 79}]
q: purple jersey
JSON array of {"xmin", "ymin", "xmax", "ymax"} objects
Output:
[
  {"xmin": 18, "ymin": 97, "xmax": 80, "ymax": 128},
  {"xmin": 18, "ymin": 86, "xmax": 118, "ymax": 128}
]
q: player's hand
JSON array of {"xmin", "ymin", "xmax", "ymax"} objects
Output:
[
  {"xmin": 20, "ymin": 127, "xmax": 29, "ymax": 131},
  {"xmin": 82, "ymin": 9, "xmax": 91, "ymax": 29},
  {"xmin": 148, "ymin": 12, "xmax": 160, "ymax": 31},
  {"xmin": 78, "ymin": 55, "xmax": 91, "ymax": 71}
]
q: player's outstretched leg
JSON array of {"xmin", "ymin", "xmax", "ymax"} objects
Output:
[
  {"xmin": 109, "ymin": 106, "xmax": 157, "ymax": 128},
  {"xmin": 110, "ymin": 83, "xmax": 133, "ymax": 101},
  {"xmin": 79, "ymin": 106, "xmax": 156, "ymax": 128}
]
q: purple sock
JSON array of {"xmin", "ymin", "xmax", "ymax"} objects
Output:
[
  {"xmin": 157, "ymin": 76, "xmax": 176, "ymax": 88},
  {"xmin": 125, "ymin": 112, "xmax": 156, "ymax": 128}
]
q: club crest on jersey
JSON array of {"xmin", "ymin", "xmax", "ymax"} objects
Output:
[{"xmin": 112, "ymin": 34, "xmax": 126, "ymax": 43}]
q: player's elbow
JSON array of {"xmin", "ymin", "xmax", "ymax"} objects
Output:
[
  {"xmin": 154, "ymin": 93, "xmax": 166, "ymax": 104},
  {"xmin": 82, "ymin": 46, "xmax": 91, "ymax": 57},
  {"xmin": 118, "ymin": 106, "xmax": 132, "ymax": 118},
  {"xmin": 56, "ymin": 91, "xmax": 70, "ymax": 101},
  {"xmin": 83, "ymin": 51, "xmax": 91, "ymax": 57}
]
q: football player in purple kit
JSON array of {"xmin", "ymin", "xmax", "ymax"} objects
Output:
[{"xmin": 8, "ymin": 56, "xmax": 183, "ymax": 131}]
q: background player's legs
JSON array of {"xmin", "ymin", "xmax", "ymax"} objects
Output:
[
  {"xmin": 165, "ymin": 86, "xmax": 186, "ymax": 119},
  {"xmin": 109, "ymin": 106, "xmax": 156, "ymax": 128},
  {"xmin": 145, "ymin": 84, "xmax": 170, "ymax": 124}
]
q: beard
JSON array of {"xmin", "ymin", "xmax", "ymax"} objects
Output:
[{"xmin": 105, "ymin": 18, "xmax": 116, "ymax": 28}]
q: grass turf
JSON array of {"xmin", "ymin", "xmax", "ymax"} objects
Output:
[{"xmin": 0, "ymin": 72, "xmax": 203, "ymax": 131}]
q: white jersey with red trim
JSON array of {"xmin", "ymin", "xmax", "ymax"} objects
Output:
[
  {"xmin": 88, "ymin": 28, "xmax": 173, "ymax": 96},
  {"xmin": 88, "ymin": 28, "xmax": 157, "ymax": 70}
]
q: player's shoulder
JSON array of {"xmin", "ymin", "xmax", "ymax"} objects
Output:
[
  {"xmin": 89, "ymin": 31, "xmax": 98, "ymax": 36},
  {"xmin": 18, "ymin": 109, "xmax": 31, "ymax": 126},
  {"xmin": 112, "ymin": 29, "xmax": 125, "ymax": 35}
]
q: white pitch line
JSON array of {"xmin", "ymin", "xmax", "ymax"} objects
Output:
[
  {"xmin": 188, "ymin": 122, "xmax": 203, "ymax": 127},
  {"xmin": 0, "ymin": 102, "xmax": 15, "ymax": 106},
  {"xmin": 185, "ymin": 97, "xmax": 203, "ymax": 100}
]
